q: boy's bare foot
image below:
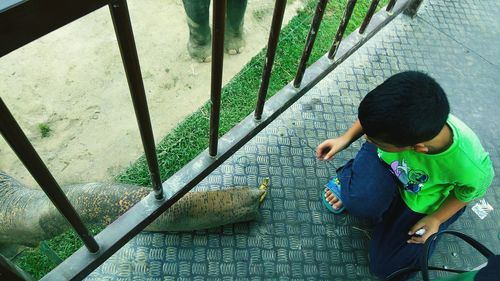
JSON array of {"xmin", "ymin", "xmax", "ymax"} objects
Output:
[{"xmin": 324, "ymin": 188, "xmax": 344, "ymax": 210}]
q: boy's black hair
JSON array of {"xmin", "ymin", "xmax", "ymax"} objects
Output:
[{"xmin": 358, "ymin": 71, "xmax": 450, "ymax": 146}]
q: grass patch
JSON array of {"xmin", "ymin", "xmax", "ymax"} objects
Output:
[
  {"xmin": 12, "ymin": 227, "xmax": 102, "ymax": 280},
  {"xmin": 38, "ymin": 123, "xmax": 52, "ymax": 138},
  {"xmin": 15, "ymin": 0, "xmax": 387, "ymax": 278}
]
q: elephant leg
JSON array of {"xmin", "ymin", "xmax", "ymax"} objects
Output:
[
  {"xmin": 182, "ymin": 0, "xmax": 212, "ymax": 62},
  {"xmin": 225, "ymin": 0, "xmax": 247, "ymax": 55}
]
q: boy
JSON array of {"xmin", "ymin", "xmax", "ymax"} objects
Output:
[{"xmin": 316, "ymin": 71, "xmax": 494, "ymax": 279}]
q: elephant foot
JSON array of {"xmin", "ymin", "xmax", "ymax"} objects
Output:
[
  {"xmin": 225, "ymin": 31, "xmax": 245, "ymax": 55},
  {"xmin": 187, "ymin": 32, "xmax": 245, "ymax": 60},
  {"xmin": 187, "ymin": 37, "xmax": 212, "ymax": 63}
]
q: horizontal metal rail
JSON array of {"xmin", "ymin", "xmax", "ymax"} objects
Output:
[
  {"xmin": 0, "ymin": 0, "xmax": 115, "ymax": 57},
  {"xmin": 41, "ymin": 0, "xmax": 416, "ymax": 279}
]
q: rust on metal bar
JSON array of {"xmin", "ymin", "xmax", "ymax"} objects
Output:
[
  {"xmin": 293, "ymin": 0, "xmax": 328, "ymax": 88},
  {"xmin": 359, "ymin": 0, "xmax": 380, "ymax": 34},
  {"xmin": 328, "ymin": 0, "xmax": 357, "ymax": 60},
  {"xmin": 0, "ymin": 98, "xmax": 99, "ymax": 253},
  {"xmin": 110, "ymin": 0, "xmax": 163, "ymax": 200},
  {"xmin": 254, "ymin": 0, "xmax": 287, "ymax": 120},
  {"xmin": 387, "ymin": 0, "xmax": 397, "ymax": 12},
  {"xmin": 208, "ymin": 0, "xmax": 226, "ymax": 157}
]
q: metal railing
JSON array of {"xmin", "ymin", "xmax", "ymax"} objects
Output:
[{"xmin": 0, "ymin": 0, "xmax": 422, "ymax": 280}]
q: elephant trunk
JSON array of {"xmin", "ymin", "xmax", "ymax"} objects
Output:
[{"xmin": 0, "ymin": 171, "xmax": 267, "ymax": 248}]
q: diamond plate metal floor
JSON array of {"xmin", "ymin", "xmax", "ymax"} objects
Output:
[{"xmin": 85, "ymin": 0, "xmax": 499, "ymax": 280}]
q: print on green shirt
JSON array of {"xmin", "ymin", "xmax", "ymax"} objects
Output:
[{"xmin": 378, "ymin": 115, "xmax": 494, "ymax": 214}]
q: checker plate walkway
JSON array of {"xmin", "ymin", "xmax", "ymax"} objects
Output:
[{"xmin": 86, "ymin": 0, "xmax": 500, "ymax": 280}]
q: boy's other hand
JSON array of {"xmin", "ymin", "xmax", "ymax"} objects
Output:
[
  {"xmin": 407, "ymin": 215, "xmax": 441, "ymax": 244},
  {"xmin": 316, "ymin": 137, "xmax": 350, "ymax": 160}
]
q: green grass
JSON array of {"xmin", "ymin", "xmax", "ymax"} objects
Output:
[
  {"xmin": 38, "ymin": 123, "xmax": 52, "ymax": 138},
  {"xmin": 14, "ymin": 0, "xmax": 387, "ymax": 278},
  {"xmin": 12, "ymin": 227, "xmax": 102, "ymax": 280}
]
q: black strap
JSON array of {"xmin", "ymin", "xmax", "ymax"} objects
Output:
[
  {"xmin": 385, "ymin": 230, "xmax": 495, "ymax": 281},
  {"xmin": 386, "ymin": 266, "xmax": 468, "ymax": 280},
  {"xmin": 421, "ymin": 230, "xmax": 495, "ymax": 280}
]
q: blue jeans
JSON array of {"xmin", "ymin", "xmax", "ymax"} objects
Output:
[{"xmin": 337, "ymin": 142, "xmax": 465, "ymax": 280}]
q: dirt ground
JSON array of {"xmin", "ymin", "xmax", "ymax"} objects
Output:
[{"xmin": 0, "ymin": 0, "xmax": 305, "ymax": 187}]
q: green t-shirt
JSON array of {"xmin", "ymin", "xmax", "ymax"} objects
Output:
[{"xmin": 378, "ymin": 115, "xmax": 494, "ymax": 214}]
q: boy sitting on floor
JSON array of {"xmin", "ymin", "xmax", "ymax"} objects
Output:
[{"xmin": 316, "ymin": 71, "xmax": 494, "ymax": 279}]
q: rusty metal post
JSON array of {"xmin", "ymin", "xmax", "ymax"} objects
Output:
[
  {"xmin": 404, "ymin": 0, "xmax": 424, "ymax": 18},
  {"xmin": 328, "ymin": 0, "xmax": 357, "ymax": 60},
  {"xmin": 109, "ymin": 0, "xmax": 163, "ymax": 199},
  {"xmin": 0, "ymin": 98, "xmax": 100, "ymax": 253},
  {"xmin": 293, "ymin": 0, "xmax": 328, "ymax": 88},
  {"xmin": 254, "ymin": 0, "xmax": 287, "ymax": 121},
  {"xmin": 359, "ymin": 0, "xmax": 380, "ymax": 34},
  {"xmin": 386, "ymin": 0, "xmax": 397, "ymax": 12},
  {"xmin": 208, "ymin": 0, "xmax": 226, "ymax": 157}
]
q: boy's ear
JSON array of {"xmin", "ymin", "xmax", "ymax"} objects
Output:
[{"xmin": 413, "ymin": 143, "xmax": 429, "ymax": 153}]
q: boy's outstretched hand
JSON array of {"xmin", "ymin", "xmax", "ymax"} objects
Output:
[
  {"xmin": 316, "ymin": 136, "xmax": 350, "ymax": 160},
  {"xmin": 407, "ymin": 215, "xmax": 441, "ymax": 244}
]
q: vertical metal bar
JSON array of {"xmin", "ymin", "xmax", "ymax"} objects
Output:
[
  {"xmin": 359, "ymin": 0, "xmax": 380, "ymax": 34},
  {"xmin": 403, "ymin": 0, "xmax": 424, "ymax": 18},
  {"xmin": 109, "ymin": 0, "xmax": 163, "ymax": 199},
  {"xmin": 254, "ymin": 0, "xmax": 287, "ymax": 121},
  {"xmin": 386, "ymin": 0, "xmax": 397, "ymax": 12},
  {"xmin": 0, "ymin": 98, "xmax": 99, "ymax": 253},
  {"xmin": 208, "ymin": 0, "xmax": 226, "ymax": 157},
  {"xmin": 327, "ymin": 0, "xmax": 357, "ymax": 60},
  {"xmin": 293, "ymin": 0, "xmax": 328, "ymax": 88},
  {"xmin": 0, "ymin": 253, "xmax": 34, "ymax": 281}
]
